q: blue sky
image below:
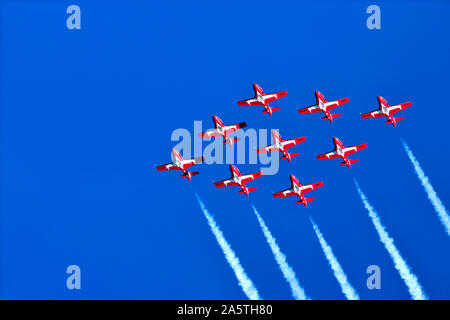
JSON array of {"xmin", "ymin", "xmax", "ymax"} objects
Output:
[{"xmin": 1, "ymin": 0, "xmax": 449, "ymax": 299}]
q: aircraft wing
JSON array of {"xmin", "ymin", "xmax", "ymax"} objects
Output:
[
  {"xmin": 388, "ymin": 102, "xmax": 412, "ymax": 114},
  {"xmin": 257, "ymin": 144, "xmax": 280, "ymax": 154},
  {"xmin": 301, "ymin": 181, "xmax": 324, "ymax": 193},
  {"xmin": 156, "ymin": 163, "xmax": 179, "ymax": 171},
  {"xmin": 182, "ymin": 156, "xmax": 204, "ymax": 168},
  {"xmin": 298, "ymin": 105, "xmax": 322, "ymax": 114},
  {"xmin": 193, "ymin": 156, "xmax": 205, "ymax": 164},
  {"xmin": 316, "ymin": 150, "xmax": 341, "ymax": 160},
  {"xmin": 344, "ymin": 143, "xmax": 367, "ymax": 156},
  {"xmin": 273, "ymin": 188, "xmax": 297, "ymax": 198},
  {"xmin": 264, "ymin": 91, "xmax": 288, "ymax": 103},
  {"xmin": 214, "ymin": 179, "xmax": 239, "ymax": 187},
  {"xmin": 198, "ymin": 129, "xmax": 223, "ymax": 138},
  {"xmin": 237, "ymin": 98, "xmax": 261, "ymax": 106},
  {"xmin": 327, "ymin": 98, "xmax": 349, "ymax": 110},
  {"xmin": 283, "ymin": 136, "xmax": 306, "ymax": 149},
  {"xmin": 224, "ymin": 122, "xmax": 247, "ymax": 135},
  {"xmin": 240, "ymin": 171, "xmax": 263, "ymax": 184},
  {"xmin": 361, "ymin": 109, "xmax": 384, "ymax": 119}
]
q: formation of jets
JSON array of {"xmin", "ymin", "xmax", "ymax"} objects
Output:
[{"xmin": 157, "ymin": 83, "xmax": 413, "ymax": 207}]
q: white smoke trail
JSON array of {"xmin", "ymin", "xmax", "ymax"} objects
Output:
[
  {"xmin": 195, "ymin": 194, "xmax": 261, "ymax": 300},
  {"xmin": 309, "ymin": 216, "xmax": 359, "ymax": 300},
  {"xmin": 401, "ymin": 139, "xmax": 450, "ymax": 237},
  {"xmin": 354, "ymin": 180, "xmax": 428, "ymax": 300},
  {"xmin": 251, "ymin": 205, "xmax": 309, "ymax": 300}
]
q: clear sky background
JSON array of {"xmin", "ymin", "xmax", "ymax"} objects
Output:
[{"xmin": 1, "ymin": 0, "xmax": 449, "ymax": 299}]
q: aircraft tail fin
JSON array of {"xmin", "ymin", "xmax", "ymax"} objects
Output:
[
  {"xmin": 297, "ymin": 198, "xmax": 315, "ymax": 207},
  {"xmin": 182, "ymin": 171, "xmax": 199, "ymax": 181},
  {"xmin": 239, "ymin": 187, "xmax": 257, "ymax": 196},
  {"xmin": 223, "ymin": 138, "xmax": 240, "ymax": 145},
  {"xmin": 340, "ymin": 159, "xmax": 359, "ymax": 166},
  {"xmin": 281, "ymin": 152, "xmax": 299, "ymax": 161},
  {"xmin": 262, "ymin": 106, "xmax": 281, "ymax": 114},
  {"xmin": 322, "ymin": 113, "xmax": 341, "ymax": 123},
  {"xmin": 271, "ymin": 106, "xmax": 281, "ymax": 112},
  {"xmin": 386, "ymin": 117, "xmax": 404, "ymax": 125}
]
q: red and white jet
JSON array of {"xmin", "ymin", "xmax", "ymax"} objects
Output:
[
  {"xmin": 316, "ymin": 137, "xmax": 367, "ymax": 168},
  {"xmin": 257, "ymin": 130, "xmax": 306, "ymax": 162},
  {"xmin": 273, "ymin": 175, "xmax": 324, "ymax": 207},
  {"xmin": 156, "ymin": 148, "xmax": 204, "ymax": 181},
  {"xmin": 214, "ymin": 164, "xmax": 263, "ymax": 197},
  {"xmin": 237, "ymin": 83, "xmax": 287, "ymax": 116},
  {"xmin": 198, "ymin": 115, "xmax": 247, "ymax": 147},
  {"xmin": 361, "ymin": 96, "xmax": 412, "ymax": 127},
  {"xmin": 298, "ymin": 91, "xmax": 349, "ymax": 123}
]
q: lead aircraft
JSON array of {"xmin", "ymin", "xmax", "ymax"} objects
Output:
[
  {"xmin": 298, "ymin": 91, "xmax": 349, "ymax": 123},
  {"xmin": 198, "ymin": 115, "xmax": 247, "ymax": 147},
  {"xmin": 156, "ymin": 148, "xmax": 204, "ymax": 181},
  {"xmin": 237, "ymin": 83, "xmax": 287, "ymax": 116}
]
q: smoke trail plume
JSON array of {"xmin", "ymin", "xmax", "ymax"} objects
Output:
[
  {"xmin": 195, "ymin": 194, "xmax": 261, "ymax": 300},
  {"xmin": 354, "ymin": 180, "xmax": 428, "ymax": 300},
  {"xmin": 251, "ymin": 205, "xmax": 309, "ymax": 300},
  {"xmin": 309, "ymin": 216, "xmax": 359, "ymax": 300},
  {"xmin": 401, "ymin": 139, "xmax": 450, "ymax": 237}
]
